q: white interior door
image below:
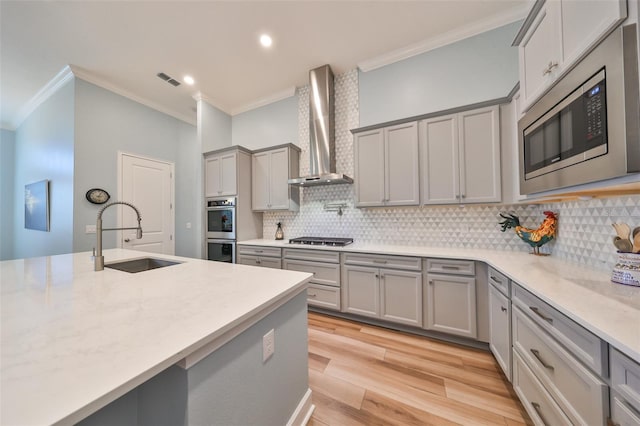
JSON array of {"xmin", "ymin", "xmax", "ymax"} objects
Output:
[{"xmin": 120, "ymin": 153, "xmax": 175, "ymax": 255}]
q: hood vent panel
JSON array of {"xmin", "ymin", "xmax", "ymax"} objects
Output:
[{"xmin": 288, "ymin": 65, "xmax": 353, "ymax": 187}]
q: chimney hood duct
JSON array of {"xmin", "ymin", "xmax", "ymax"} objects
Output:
[{"xmin": 288, "ymin": 65, "xmax": 353, "ymax": 187}]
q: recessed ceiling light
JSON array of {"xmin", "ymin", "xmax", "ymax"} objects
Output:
[
  {"xmin": 183, "ymin": 75, "xmax": 195, "ymax": 85},
  {"xmin": 260, "ymin": 34, "xmax": 273, "ymax": 48}
]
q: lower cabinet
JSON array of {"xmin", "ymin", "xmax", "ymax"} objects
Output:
[
  {"xmin": 283, "ymin": 249, "xmax": 341, "ymax": 311},
  {"xmin": 236, "ymin": 245, "xmax": 282, "ymax": 269},
  {"xmin": 424, "ymin": 259, "xmax": 477, "ymax": 339},
  {"xmin": 342, "ymin": 258, "xmax": 422, "ymax": 327},
  {"xmin": 489, "ymin": 284, "xmax": 512, "ymax": 381},
  {"xmin": 610, "ymin": 348, "xmax": 640, "ymax": 426}
]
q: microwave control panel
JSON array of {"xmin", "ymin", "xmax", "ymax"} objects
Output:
[{"xmin": 584, "ymin": 82, "xmax": 605, "ymax": 141}]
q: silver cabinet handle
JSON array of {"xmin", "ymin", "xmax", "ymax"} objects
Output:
[
  {"xmin": 428, "ymin": 280, "xmax": 434, "ymax": 285},
  {"xmin": 124, "ymin": 238, "xmax": 130, "ymax": 242},
  {"xmin": 490, "ymin": 275, "xmax": 502, "ymax": 284},
  {"xmin": 531, "ymin": 402, "xmax": 549, "ymax": 426},
  {"xmin": 442, "ymin": 265, "xmax": 459, "ymax": 270},
  {"xmin": 308, "ymin": 293, "xmax": 317, "ymax": 298},
  {"xmin": 373, "ymin": 260, "xmax": 388, "ymax": 264},
  {"xmin": 380, "ymin": 274, "xmax": 384, "ymax": 279},
  {"xmin": 460, "ymin": 194, "xmax": 466, "ymax": 199},
  {"xmin": 255, "ymin": 250, "xmax": 263, "ymax": 253},
  {"xmin": 256, "ymin": 259, "xmax": 261, "ymax": 264},
  {"xmin": 501, "ymin": 306, "xmax": 507, "ymax": 313},
  {"xmin": 375, "ymin": 274, "xmax": 379, "ymax": 278},
  {"xmin": 542, "ymin": 61, "xmax": 559, "ymax": 76},
  {"xmin": 530, "ymin": 349, "xmax": 554, "ymax": 371},
  {"xmin": 529, "ymin": 306, "xmax": 553, "ymax": 324}
]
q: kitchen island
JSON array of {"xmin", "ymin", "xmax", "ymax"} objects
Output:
[{"xmin": 0, "ymin": 249, "xmax": 313, "ymax": 425}]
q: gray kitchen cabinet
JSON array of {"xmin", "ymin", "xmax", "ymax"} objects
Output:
[
  {"xmin": 283, "ymin": 249, "xmax": 341, "ymax": 311},
  {"xmin": 342, "ymin": 253, "xmax": 422, "ymax": 327},
  {"xmin": 419, "ymin": 105, "xmax": 501, "ymax": 205},
  {"xmin": 354, "ymin": 121, "xmax": 419, "ymax": 207},
  {"xmin": 236, "ymin": 245, "xmax": 282, "ymax": 269},
  {"xmin": 610, "ymin": 347, "xmax": 640, "ymax": 426},
  {"xmin": 204, "ymin": 150, "xmax": 239, "ymax": 197},
  {"xmin": 515, "ymin": 0, "xmax": 627, "ymax": 110},
  {"xmin": 512, "ymin": 283, "xmax": 609, "ymax": 425},
  {"xmin": 252, "ymin": 144, "xmax": 300, "ymax": 211},
  {"xmin": 489, "ymin": 284, "xmax": 512, "ymax": 381}
]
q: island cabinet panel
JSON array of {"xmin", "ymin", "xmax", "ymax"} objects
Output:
[
  {"xmin": 354, "ymin": 122, "xmax": 419, "ymax": 207},
  {"xmin": 205, "ymin": 151, "xmax": 238, "ymax": 197}
]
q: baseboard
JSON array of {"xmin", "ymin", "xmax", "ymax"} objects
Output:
[{"xmin": 286, "ymin": 388, "xmax": 314, "ymax": 426}]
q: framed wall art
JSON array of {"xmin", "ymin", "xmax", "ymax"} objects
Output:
[{"xmin": 25, "ymin": 180, "xmax": 50, "ymax": 232}]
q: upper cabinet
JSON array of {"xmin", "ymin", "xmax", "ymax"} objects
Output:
[
  {"xmin": 252, "ymin": 144, "xmax": 300, "ymax": 211},
  {"xmin": 205, "ymin": 150, "xmax": 238, "ymax": 197},
  {"xmin": 420, "ymin": 105, "xmax": 501, "ymax": 205},
  {"xmin": 516, "ymin": 0, "xmax": 627, "ymax": 110},
  {"xmin": 354, "ymin": 122, "xmax": 419, "ymax": 207}
]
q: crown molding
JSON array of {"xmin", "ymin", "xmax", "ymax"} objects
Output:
[
  {"xmin": 192, "ymin": 92, "xmax": 231, "ymax": 115},
  {"xmin": 230, "ymin": 86, "xmax": 297, "ymax": 115},
  {"xmin": 70, "ymin": 65, "xmax": 196, "ymax": 125},
  {"xmin": 357, "ymin": 5, "xmax": 529, "ymax": 73},
  {"xmin": 13, "ymin": 65, "xmax": 75, "ymax": 129}
]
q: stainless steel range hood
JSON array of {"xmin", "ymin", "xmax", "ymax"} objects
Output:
[{"xmin": 288, "ymin": 65, "xmax": 353, "ymax": 187}]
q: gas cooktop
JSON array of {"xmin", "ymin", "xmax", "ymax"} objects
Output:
[{"xmin": 289, "ymin": 237, "xmax": 354, "ymax": 247}]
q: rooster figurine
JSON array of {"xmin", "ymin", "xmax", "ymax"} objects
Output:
[{"xmin": 499, "ymin": 211, "xmax": 558, "ymax": 255}]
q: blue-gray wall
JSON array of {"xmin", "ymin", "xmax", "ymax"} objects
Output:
[
  {"xmin": 198, "ymin": 101, "xmax": 232, "ymax": 153},
  {"xmin": 175, "ymin": 121, "xmax": 201, "ymax": 259},
  {"xmin": 359, "ymin": 21, "xmax": 521, "ymax": 126},
  {"xmin": 231, "ymin": 96, "xmax": 299, "ymax": 150},
  {"xmin": 1, "ymin": 129, "xmax": 16, "ymax": 260},
  {"xmin": 73, "ymin": 79, "xmax": 200, "ymax": 257},
  {"xmin": 12, "ymin": 79, "xmax": 75, "ymax": 259}
]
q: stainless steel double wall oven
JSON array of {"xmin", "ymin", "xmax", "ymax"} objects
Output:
[{"xmin": 206, "ymin": 197, "xmax": 236, "ymax": 263}]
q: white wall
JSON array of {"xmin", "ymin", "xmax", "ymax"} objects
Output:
[
  {"xmin": 198, "ymin": 100, "xmax": 231, "ymax": 153},
  {"xmin": 231, "ymin": 96, "xmax": 299, "ymax": 150},
  {"xmin": 12, "ymin": 79, "xmax": 75, "ymax": 259},
  {"xmin": 0, "ymin": 129, "xmax": 16, "ymax": 260},
  {"xmin": 358, "ymin": 21, "xmax": 521, "ymax": 127}
]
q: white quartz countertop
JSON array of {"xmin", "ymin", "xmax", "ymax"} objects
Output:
[
  {"xmin": 0, "ymin": 249, "xmax": 311, "ymax": 426},
  {"xmin": 240, "ymin": 239, "xmax": 640, "ymax": 363}
]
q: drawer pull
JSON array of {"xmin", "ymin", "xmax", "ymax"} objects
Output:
[
  {"xmin": 531, "ymin": 402, "xmax": 549, "ymax": 426},
  {"xmin": 375, "ymin": 274, "xmax": 379, "ymax": 278},
  {"xmin": 530, "ymin": 349, "xmax": 555, "ymax": 371},
  {"xmin": 373, "ymin": 260, "xmax": 388, "ymax": 264},
  {"xmin": 442, "ymin": 265, "xmax": 459, "ymax": 270},
  {"xmin": 529, "ymin": 306, "xmax": 553, "ymax": 324},
  {"xmin": 308, "ymin": 293, "xmax": 317, "ymax": 297},
  {"xmin": 255, "ymin": 250, "xmax": 264, "ymax": 253},
  {"xmin": 490, "ymin": 275, "xmax": 502, "ymax": 284},
  {"xmin": 619, "ymin": 385, "xmax": 640, "ymax": 417},
  {"xmin": 501, "ymin": 306, "xmax": 507, "ymax": 313},
  {"xmin": 256, "ymin": 259, "xmax": 261, "ymax": 264}
]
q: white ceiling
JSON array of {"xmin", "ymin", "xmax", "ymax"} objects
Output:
[{"xmin": 0, "ymin": 1, "xmax": 530, "ymax": 129}]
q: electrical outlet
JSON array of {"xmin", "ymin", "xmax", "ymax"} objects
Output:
[
  {"xmin": 262, "ymin": 329, "xmax": 275, "ymax": 362},
  {"xmin": 85, "ymin": 225, "xmax": 96, "ymax": 234}
]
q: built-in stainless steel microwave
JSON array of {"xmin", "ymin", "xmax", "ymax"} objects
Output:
[{"xmin": 519, "ymin": 24, "xmax": 640, "ymax": 195}]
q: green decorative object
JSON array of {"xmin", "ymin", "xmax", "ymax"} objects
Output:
[{"xmin": 499, "ymin": 211, "xmax": 558, "ymax": 255}]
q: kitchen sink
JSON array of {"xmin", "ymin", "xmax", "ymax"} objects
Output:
[{"xmin": 105, "ymin": 257, "xmax": 182, "ymax": 273}]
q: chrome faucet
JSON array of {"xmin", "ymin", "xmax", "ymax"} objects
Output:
[{"xmin": 95, "ymin": 201, "xmax": 143, "ymax": 271}]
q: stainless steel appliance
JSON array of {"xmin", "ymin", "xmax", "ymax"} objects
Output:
[
  {"xmin": 206, "ymin": 197, "xmax": 236, "ymax": 239},
  {"xmin": 288, "ymin": 65, "xmax": 353, "ymax": 187},
  {"xmin": 518, "ymin": 24, "xmax": 639, "ymax": 195},
  {"xmin": 206, "ymin": 239, "xmax": 235, "ymax": 263},
  {"xmin": 289, "ymin": 237, "xmax": 354, "ymax": 247},
  {"xmin": 206, "ymin": 197, "xmax": 236, "ymax": 263}
]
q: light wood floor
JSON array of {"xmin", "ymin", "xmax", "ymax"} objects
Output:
[{"xmin": 307, "ymin": 312, "xmax": 533, "ymax": 426}]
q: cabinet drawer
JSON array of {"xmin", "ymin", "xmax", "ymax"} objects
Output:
[
  {"xmin": 488, "ymin": 267, "xmax": 510, "ymax": 297},
  {"xmin": 512, "ymin": 284, "xmax": 607, "ymax": 376},
  {"xmin": 237, "ymin": 245, "xmax": 281, "ymax": 258},
  {"xmin": 236, "ymin": 255, "xmax": 282, "ymax": 269},
  {"xmin": 426, "ymin": 259, "xmax": 475, "ymax": 276},
  {"xmin": 611, "ymin": 347, "xmax": 640, "ymax": 415},
  {"xmin": 283, "ymin": 259, "xmax": 340, "ymax": 287},
  {"xmin": 342, "ymin": 253, "xmax": 421, "ymax": 271},
  {"xmin": 513, "ymin": 351, "xmax": 573, "ymax": 426},
  {"xmin": 282, "ymin": 248, "xmax": 339, "ymax": 263},
  {"xmin": 611, "ymin": 391, "xmax": 640, "ymax": 426},
  {"xmin": 513, "ymin": 306, "xmax": 608, "ymax": 425},
  {"xmin": 307, "ymin": 284, "xmax": 340, "ymax": 310}
]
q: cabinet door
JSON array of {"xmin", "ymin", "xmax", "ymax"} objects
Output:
[
  {"xmin": 458, "ymin": 106, "xmax": 501, "ymax": 203},
  {"xmin": 380, "ymin": 269, "xmax": 422, "ymax": 327},
  {"xmin": 561, "ymin": 0, "xmax": 626, "ymax": 78},
  {"xmin": 489, "ymin": 285, "xmax": 512, "ymax": 381},
  {"xmin": 384, "ymin": 122, "xmax": 419, "ymax": 206},
  {"xmin": 267, "ymin": 148, "xmax": 290, "ymax": 210},
  {"xmin": 519, "ymin": 0, "xmax": 562, "ymax": 108},
  {"xmin": 204, "ymin": 155, "xmax": 222, "ymax": 197},
  {"xmin": 419, "ymin": 115, "xmax": 459, "ymax": 205},
  {"xmin": 219, "ymin": 152, "xmax": 237, "ymax": 196},
  {"xmin": 425, "ymin": 273, "xmax": 477, "ymax": 338},
  {"xmin": 355, "ymin": 129, "xmax": 385, "ymax": 207},
  {"xmin": 342, "ymin": 265, "xmax": 379, "ymax": 318},
  {"xmin": 252, "ymin": 151, "xmax": 270, "ymax": 210}
]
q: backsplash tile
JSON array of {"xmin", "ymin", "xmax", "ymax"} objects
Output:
[{"xmin": 265, "ymin": 68, "xmax": 640, "ymax": 272}]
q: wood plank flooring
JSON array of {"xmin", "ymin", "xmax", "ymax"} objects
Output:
[{"xmin": 307, "ymin": 312, "xmax": 532, "ymax": 426}]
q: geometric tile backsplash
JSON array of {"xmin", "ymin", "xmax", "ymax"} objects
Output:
[{"xmin": 264, "ymin": 68, "xmax": 640, "ymax": 273}]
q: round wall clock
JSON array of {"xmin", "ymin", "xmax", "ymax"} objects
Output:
[{"xmin": 85, "ymin": 188, "xmax": 110, "ymax": 204}]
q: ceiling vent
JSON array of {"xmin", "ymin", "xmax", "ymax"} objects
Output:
[{"xmin": 156, "ymin": 72, "xmax": 181, "ymax": 87}]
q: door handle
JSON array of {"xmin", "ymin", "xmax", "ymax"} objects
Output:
[{"xmin": 124, "ymin": 238, "xmax": 130, "ymax": 242}]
